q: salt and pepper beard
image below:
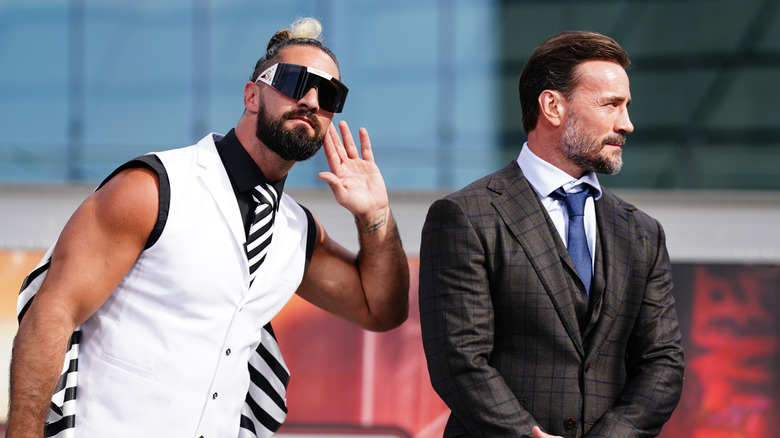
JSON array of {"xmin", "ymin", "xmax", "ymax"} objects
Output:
[
  {"xmin": 560, "ymin": 107, "xmax": 624, "ymax": 175},
  {"xmin": 255, "ymin": 103, "xmax": 326, "ymax": 162}
]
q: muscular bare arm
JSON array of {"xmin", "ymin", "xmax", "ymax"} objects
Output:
[
  {"xmin": 296, "ymin": 121, "xmax": 409, "ymax": 332},
  {"xmin": 7, "ymin": 167, "xmax": 159, "ymax": 436}
]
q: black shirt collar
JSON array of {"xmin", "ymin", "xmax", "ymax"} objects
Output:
[{"xmin": 215, "ymin": 128, "xmax": 286, "ymax": 207}]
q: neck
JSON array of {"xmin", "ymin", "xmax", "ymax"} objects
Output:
[{"xmin": 526, "ymin": 131, "xmax": 585, "ymax": 179}]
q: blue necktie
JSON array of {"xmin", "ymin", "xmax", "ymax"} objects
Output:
[{"xmin": 551, "ymin": 186, "xmax": 593, "ymax": 296}]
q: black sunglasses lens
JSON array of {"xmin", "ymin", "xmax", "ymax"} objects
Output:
[
  {"xmin": 272, "ymin": 63, "xmax": 347, "ymax": 112},
  {"xmin": 307, "ymin": 77, "xmax": 339, "ymax": 112},
  {"xmin": 273, "ymin": 64, "xmax": 306, "ymax": 98}
]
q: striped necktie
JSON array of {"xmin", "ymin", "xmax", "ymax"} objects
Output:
[
  {"xmin": 246, "ymin": 184, "xmax": 278, "ymax": 285},
  {"xmin": 239, "ymin": 183, "xmax": 291, "ymax": 437}
]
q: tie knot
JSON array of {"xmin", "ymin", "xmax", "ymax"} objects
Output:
[
  {"xmin": 551, "ymin": 186, "xmax": 591, "ymax": 217},
  {"xmin": 252, "ymin": 184, "xmax": 278, "ymax": 210}
]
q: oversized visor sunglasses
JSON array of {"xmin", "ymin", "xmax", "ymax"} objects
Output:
[{"xmin": 255, "ymin": 62, "xmax": 349, "ymax": 113}]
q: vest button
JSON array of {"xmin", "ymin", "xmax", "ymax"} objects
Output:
[
  {"xmin": 226, "ymin": 348, "xmax": 232, "ymax": 356},
  {"xmin": 563, "ymin": 417, "xmax": 576, "ymax": 430},
  {"xmin": 212, "ymin": 392, "xmax": 218, "ymax": 400}
]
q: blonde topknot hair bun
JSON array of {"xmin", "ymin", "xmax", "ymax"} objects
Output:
[
  {"xmin": 266, "ymin": 17, "xmax": 323, "ymax": 51},
  {"xmin": 255, "ymin": 16, "xmax": 337, "ymax": 80},
  {"xmin": 289, "ymin": 17, "xmax": 323, "ymax": 40}
]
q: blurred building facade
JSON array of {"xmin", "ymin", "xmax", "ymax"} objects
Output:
[{"xmin": 1, "ymin": 0, "xmax": 778, "ymax": 191}]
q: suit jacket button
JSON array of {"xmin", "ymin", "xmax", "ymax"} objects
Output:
[{"xmin": 563, "ymin": 417, "xmax": 576, "ymax": 430}]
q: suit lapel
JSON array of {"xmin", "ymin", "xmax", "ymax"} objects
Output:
[
  {"xmin": 586, "ymin": 189, "xmax": 634, "ymax": 357},
  {"xmin": 489, "ymin": 163, "xmax": 585, "ymax": 356},
  {"xmin": 195, "ymin": 134, "xmax": 247, "ymax": 251}
]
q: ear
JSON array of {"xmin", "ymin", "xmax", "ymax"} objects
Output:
[
  {"xmin": 538, "ymin": 90, "xmax": 565, "ymax": 128},
  {"xmin": 244, "ymin": 82, "xmax": 260, "ymax": 113}
]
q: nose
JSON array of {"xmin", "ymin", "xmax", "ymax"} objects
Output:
[
  {"xmin": 616, "ymin": 107, "xmax": 634, "ymax": 134},
  {"xmin": 297, "ymin": 86, "xmax": 320, "ymax": 112}
]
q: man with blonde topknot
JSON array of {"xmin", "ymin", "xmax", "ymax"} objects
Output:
[{"xmin": 8, "ymin": 17, "xmax": 409, "ymax": 438}]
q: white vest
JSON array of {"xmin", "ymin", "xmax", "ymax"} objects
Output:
[{"xmin": 21, "ymin": 134, "xmax": 310, "ymax": 437}]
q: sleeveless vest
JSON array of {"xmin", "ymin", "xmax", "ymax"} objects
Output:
[{"xmin": 18, "ymin": 134, "xmax": 311, "ymax": 437}]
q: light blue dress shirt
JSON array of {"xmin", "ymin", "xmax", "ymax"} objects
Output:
[{"xmin": 516, "ymin": 143, "xmax": 602, "ymax": 270}]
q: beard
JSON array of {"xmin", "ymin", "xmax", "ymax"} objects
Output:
[
  {"xmin": 255, "ymin": 104, "xmax": 325, "ymax": 162},
  {"xmin": 560, "ymin": 108, "xmax": 624, "ymax": 175}
]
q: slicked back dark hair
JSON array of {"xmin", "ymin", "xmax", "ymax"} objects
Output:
[{"xmin": 518, "ymin": 31, "xmax": 630, "ymax": 133}]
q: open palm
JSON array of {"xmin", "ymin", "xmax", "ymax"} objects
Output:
[{"xmin": 318, "ymin": 121, "xmax": 389, "ymax": 218}]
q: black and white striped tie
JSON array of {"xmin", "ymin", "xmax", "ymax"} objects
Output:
[
  {"xmin": 240, "ymin": 183, "xmax": 290, "ymax": 437},
  {"xmin": 246, "ymin": 184, "xmax": 278, "ymax": 285}
]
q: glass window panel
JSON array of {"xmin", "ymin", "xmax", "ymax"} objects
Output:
[{"xmin": 0, "ymin": 0, "xmax": 777, "ymax": 190}]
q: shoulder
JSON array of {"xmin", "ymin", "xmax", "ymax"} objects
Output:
[
  {"xmin": 66, "ymin": 166, "xmax": 162, "ymax": 259},
  {"xmin": 97, "ymin": 155, "xmax": 171, "ymax": 249},
  {"xmin": 436, "ymin": 162, "xmax": 523, "ymax": 204},
  {"xmin": 598, "ymin": 187, "xmax": 665, "ymax": 234},
  {"xmin": 153, "ymin": 140, "xmax": 209, "ymax": 172},
  {"xmin": 429, "ymin": 161, "xmax": 530, "ymax": 219},
  {"xmin": 94, "ymin": 165, "xmax": 160, "ymax": 220},
  {"xmin": 151, "ymin": 133, "xmax": 222, "ymax": 176}
]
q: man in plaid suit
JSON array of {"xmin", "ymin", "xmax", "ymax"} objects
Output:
[{"xmin": 419, "ymin": 31, "xmax": 684, "ymax": 438}]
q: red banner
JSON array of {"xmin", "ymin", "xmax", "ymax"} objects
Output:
[{"xmin": 662, "ymin": 264, "xmax": 780, "ymax": 438}]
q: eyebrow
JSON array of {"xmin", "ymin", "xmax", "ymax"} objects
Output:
[{"xmin": 600, "ymin": 95, "xmax": 632, "ymax": 106}]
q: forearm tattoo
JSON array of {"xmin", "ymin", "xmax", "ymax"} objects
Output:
[{"xmin": 361, "ymin": 210, "xmax": 388, "ymax": 234}]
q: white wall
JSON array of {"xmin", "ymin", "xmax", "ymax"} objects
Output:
[{"xmin": 2, "ymin": 185, "xmax": 780, "ymax": 262}]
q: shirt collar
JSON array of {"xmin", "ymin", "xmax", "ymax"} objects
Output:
[
  {"xmin": 215, "ymin": 129, "xmax": 286, "ymax": 206},
  {"xmin": 516, "ymin": 142, "xmax": 602, "ymax": 200}
]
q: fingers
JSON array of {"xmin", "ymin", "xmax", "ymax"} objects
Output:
[
  {"xmin": 323, "ymin": 123, "xmax": 345, "ymax": 171},
  {"xmin": 317, "ymin": 171, "xmax": 337, "ymax": 189},
  {"xmin": 324, "ymin": 120, "xmax": 372, "ymax": 166},
  {"xmin": 337, "ymin": 120, "xmax": 360, "ymax": 159},
  {"xmin": 317, "ymin": 171, "xmax": 347, "ymax": 203},
  {"xmin": 325, "ymin": 122, "xmax": 345, "ymax": 159},
  {"xmin": 358, "ymin": 127, "xmax": 374, "ymax": 162}
]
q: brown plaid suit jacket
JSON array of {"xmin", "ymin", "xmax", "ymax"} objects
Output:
[{"xmin": 419, "ymin": 162, "xmax": 684, "ymax": 437}]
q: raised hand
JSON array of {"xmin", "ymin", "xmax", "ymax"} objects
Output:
[{"xmin": 318, "ymin": 121, "xmax": 389, "ymax": 221}]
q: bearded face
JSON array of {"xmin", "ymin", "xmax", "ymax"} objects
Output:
[
  {"xmin": 560, "ymin": 106, "xmax": 624, "ymax": 175},
  {"xmin": 255, "ymin": 102, "xmax": 326, "ymax": 162}
]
